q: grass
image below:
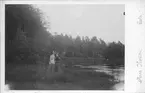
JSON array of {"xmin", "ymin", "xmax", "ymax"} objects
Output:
[{"xmin": 5, "ymin": 58, "xmax": 120, "ymax": 90}]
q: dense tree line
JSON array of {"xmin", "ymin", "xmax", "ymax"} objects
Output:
[{"xmin": 5, "ymin": 5, "xmax": 124, "ymax": 65}]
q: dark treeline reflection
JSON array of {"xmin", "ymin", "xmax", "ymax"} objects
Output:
[{"xmin": 5, "ymin": 5, "xmax": 124, "ymax": 66}]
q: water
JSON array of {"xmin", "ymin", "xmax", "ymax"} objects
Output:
[
  {"xmin": 94, "ymin": 65, "xmax": 124, "ymax": 90},
  {"xmin": 76, "ymin": 64, "xmax": 124, "ymax": 90}
]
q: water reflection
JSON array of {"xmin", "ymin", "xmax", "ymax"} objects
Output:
[
  {"xmin": 76, "ymin": 64, "xmax": 124, "ymax": 90},
  {"xmin": 95, "ymin": 65, "xmax": 124, "ymax": 90}
]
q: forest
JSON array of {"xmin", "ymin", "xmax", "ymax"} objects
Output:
[{"xmin": 5, "ymin": 5, "xmax": 125, "ymax": 66}]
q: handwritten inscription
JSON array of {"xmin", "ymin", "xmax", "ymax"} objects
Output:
[
  {"xmin": 137, "ymin": 15, "xmax": 142, "ymax": 25},
  {"xmin": 137, "ymin": 70, "xmax": 142, "ymax": 84},
  {"xmin": 136, "ymin": 50, "xmax": 143, "ymax": 84},
  {"xmin": 137, "ymin": 50, "xmax": 142, "ymax": 67}
]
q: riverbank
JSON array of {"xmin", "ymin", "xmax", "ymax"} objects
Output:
[{"xmin": 5, "ymin": 63, "xmax": 118, "ymax": 90}]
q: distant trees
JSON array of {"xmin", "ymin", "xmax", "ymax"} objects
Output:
[
  {"xmin": 103, "ymin": 41, "xmax": 124, "ymax": 60},
  {"xmin": 5, "ymin": 5, "xmax": 124, "ymax": 65},
  {"xmin": 102, "ymin": 41, "xmax": 124, "ymax": 66}
]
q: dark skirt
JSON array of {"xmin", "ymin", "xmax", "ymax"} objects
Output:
[
  {"xmin": 47, "ymin": 62, "xmax": 63, "ymax": 74},
  {"xmin": 55, "ymin": 63, "xmax": 63, "ymax": 74}
]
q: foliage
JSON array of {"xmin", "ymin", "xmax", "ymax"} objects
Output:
[{"xmin": 5, "ymin": 5, "xmax": 124, "ymax": 66}]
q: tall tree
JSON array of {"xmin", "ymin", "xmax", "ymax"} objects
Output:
[{"xmin": 5, "ymin": 5, "xmax": 51, "ymax": 64}]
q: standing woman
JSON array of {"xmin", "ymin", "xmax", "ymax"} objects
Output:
[
  {"xmin": 55, "ymin": 52, "xmax": 63, "ymax": 74},
  {"xmin": 48, "ymin": 51, "xmax": 56, "ymax": 73}
]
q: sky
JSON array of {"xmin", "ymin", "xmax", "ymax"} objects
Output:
[{"xmin": 35, "ymin": 4, "xmax": 125, "ymax": 44}]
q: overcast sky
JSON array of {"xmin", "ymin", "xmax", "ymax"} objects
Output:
[{"xmin": 35, "ymin": 4, "xmax": 125, "ymax": 44}]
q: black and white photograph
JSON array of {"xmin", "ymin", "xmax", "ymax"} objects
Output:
[{"xmin": 5, "ymin": 3, "xmax": 125, "ymax": 90}]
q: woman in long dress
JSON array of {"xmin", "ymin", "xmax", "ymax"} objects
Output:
[
  {"xmin": 55, "ymin": 53, "xmax": 63, "ymax": 74},
  {"xmin": 48, "ymin": 51, "xmax": 56, "ymax": 73}
]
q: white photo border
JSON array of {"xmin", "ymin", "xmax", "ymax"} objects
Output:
[{"xmin": 1, "ymin": 0, "xmax": 145, "ymax": 93}]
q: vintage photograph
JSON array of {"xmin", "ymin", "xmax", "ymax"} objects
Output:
[{"xmin": 5, "ymin": 4, "xmax": 125, "ymax": 90}]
